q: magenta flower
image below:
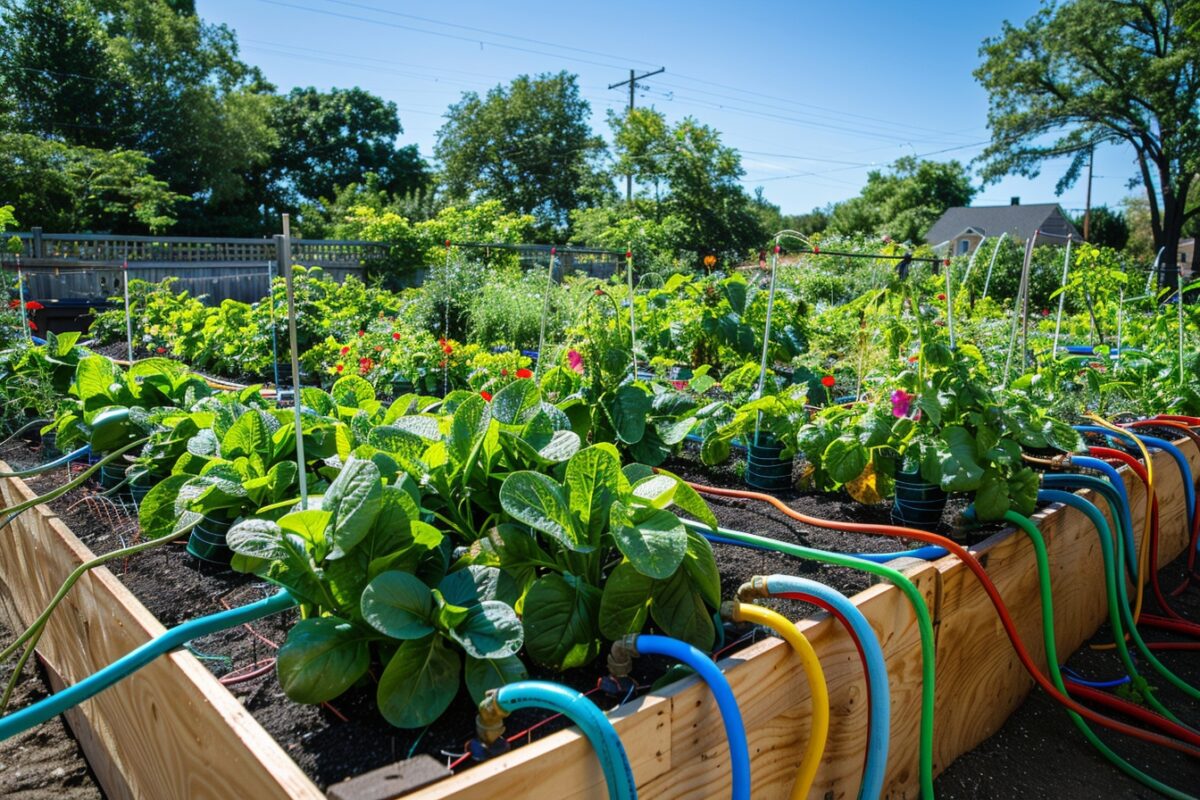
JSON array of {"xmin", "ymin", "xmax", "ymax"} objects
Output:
[
  {"xmin": 567, "ymin": 349, "xmax": 584, "ymax": 374},
  {"xmin": 891, "ymin": 389, "xmax": 913, "ymax": 418}
]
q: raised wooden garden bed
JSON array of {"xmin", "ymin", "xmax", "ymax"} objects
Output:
[{"xmin": 0, "ymin": 437, "xmax": 1195, "ymax": 800}]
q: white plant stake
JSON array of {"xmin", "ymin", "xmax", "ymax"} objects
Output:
[
  {"xmin": 753, "ymin": 242, "xmax": 781, "ymax": 441},
  {"xmin": 626, "ymin": 244, "xmax": 637, "ymax": 379},
  {"xmin": 442, "ymin": 240, "xmax": 452, "ymax": 396},
  {"xmin": 959, "ymin": 235, "xmax": 986, "ymax": 289},
  {"xmin": 281, "ymin": 214, "xmax": 308, "ymax": 510},
  {"xmin": 123, "ymin": 259, "xmax": 134, "ymax": 361},
  {"xmin": 535, "ymin": 247, "xmax": 556, "ymax": 379},
  {"xmin": 1051, "ymin": 239, "xmax": 1073, "ymax": 359},
  {"xmin": 1146, "ymin": 246, "xmax": 1165, "ymax": 294},
  {"xmin": 944, "ymin": 258, "xmax": 956, "ymax": 350},
  {"xmin": 1178, "ymin": 282, "xmax": 1185, "ymax": 387},
  {"xmin": 1003, "ymin": 234, "xmax": 1037, "ymax": 386},
  {"xmin": 981, "ymin": 232, "xmax": 1009, "ymax": 299}
]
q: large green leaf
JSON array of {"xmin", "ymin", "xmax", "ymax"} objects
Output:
[
  {"xmin": 447, "ymin": 601, "xmax": 524, "ymax": 659},
  {"xmin": 924, "ymin": 425, "xmax": 984, "ymax": 492},
  {"xmin": 377, "ymin": 634, "xmax": 460, "ymax": 728},
  {"xmin": 499, "ymin": 471, "xmax": 587, "ymax": 552},
  {"xmin": 564, "ymin": 446, "xmax": 621, "ymax": 544},
  {"xmin": 654, "ymin": 468, "xmax": 718, "ymax": 530},
  {"xmin": 974, "ymin": 468, "xmax": 1010, "ymax": 521},
  {"xmin": 610, "ymin": 503, "xmax": 688, "ymax": 580},
  {"xmin": 137, "ymin": 474, "xmax": 197, "ymax": 540},
  {"xmin": 74, "ymin": 355, "xmax": 118, "ymax": 410},
  {"xmin": 361, "ymin": 571, "xmax": 435, "ymax": 640},
  {"xmin": 322, "ymin": 457, "xmax": 383, "ymax": 559},
  {"xmin": 522, "ymin": 573, "xmax": 602, "ymax": 670},
  {"xmin": 464, "ymin": 655, "xmax": 529, "ymax": 705},
  {"xmin": 226, "ymin": 518, "xmax": 287, "ymax": 561},
  {"xmin": 597, "ymin": 561, "xmax": 653, "ymax": 640},
  {"xmin": 681, "ymin": 530, "xmax": 721, "ymax": 609},
  {"xmin": 606, "ymin": 385, "xmax": 650, "ymax": 444},
  {"xmin": 276, "ymin": 617, "xmax": 370, "ymax": 704},
  {"xmin": 220, "ymin": 411, "xmax": 272, "ymax": 460},
  {"xmin": 1008, "ymin": 467, "xmax": 1040, "ymax": 516},
  {"xmin": 332, "ymin": 375, "xmax": 376, "ymax": 409},
  {"xmin": 650, "ymin": 570, "xmax": 715, "ymax": 651},
  {"xmin": 448, "ymin": 394, "xmax": 490, "ymax": 465},
  {"xmin": 491, "ymin": 379, "xmax": 541, "ymax": 425},
  {"xmin": 824, "ymin": 436, "xmax": 868, "ymax": 484}
]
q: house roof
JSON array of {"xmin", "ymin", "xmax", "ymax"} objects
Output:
[{"xmin": 925, "ymin": 203, "xmax": 1081, "ymax": 246}]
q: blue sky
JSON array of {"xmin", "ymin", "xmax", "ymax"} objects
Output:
[{"xmin": 196, "ymin": 0, "xmax": 1138, "ymax": 216}]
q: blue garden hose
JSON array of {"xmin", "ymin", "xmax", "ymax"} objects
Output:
[
  {"xmin": 0, "ymin": 590, "xmax": 297, "ymax": 741},
  {"xmin": 491, "ymin": 681, "xmax": 636, "ymax": 800},
  {"xmin": 1060, "ymin": 665, "xmax": 1131, "ymax": 690},
  {"xmin": 0, "ymin": 445, "xmax": 90, "ymax": 478},
  {"xmin": 631, "ymin": 635, "xmax": 751, "ymax": 800},
  {"xmin": 705, "ymin": 534, "xmax": 946, "ymax": 563},
  {"xmin": 763, "ymin": 575, "xmax": 889, "ymax": 800},
  {"xmin": 1070, "ymin": 455, "xmax": 1136, "ymax": 565},
  {"xmin": 1042, "ymin": 472, "xmax": 1138, "ymax": 583}
]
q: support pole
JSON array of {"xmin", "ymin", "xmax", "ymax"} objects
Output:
[
  {"xmin": 442, "ymin": 240, "xmax": 451, "ymax": 396},
  {"xmin": 535, "ymin": 247, "xmax": 556, "ymax": 379},
  {"xmin": 1003, "ymin": 235, "xmax": 1036, "ymax": 386},
  {"xmin": 281, "ymin": 214, "xmax": 308, "ymax": 510},
  {"xmin": 981, "ymin": 232, "xmax": 1009, "ymax": 299},
  {"xmin": 122, "ymin": 259, "xmax": 134, "ymax": 361},
  {"xmin": 267, "ymin": 258, "xmax": 281, "ymax": 390},
  {"xmin": 754, "ymin": 241, "xmax": 782, "ymax": 441},
  {"xmin": 1051, "ymin": 239, "xmax": 1073, "ymax": 359},
  {"xmin": 944, "ymin": 259, "xmax": 956, "ymax": 350},
  {"xmin": 626, "ymin": 244, "xmax": 637, "ymax": 379},
  {"xmin": 16, "ymin": 260, "xmax": 29, "ymax": 343}
]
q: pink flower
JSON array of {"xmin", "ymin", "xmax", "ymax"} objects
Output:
[
  {"xmin": 891, "ymin": 389, "xmax": 913, "ymax": 419},
  {"xmin": 567, "ymin": 350, "xmax": 584, "ymax": 374}
]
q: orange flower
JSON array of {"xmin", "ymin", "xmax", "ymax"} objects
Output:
[
  {"xmin": 516, "ymin": 368, "xmax": 533, "ymax": 379},
  {"xmin": 442, "ymin": 343, "xmax": 453, "ymax": 355}
]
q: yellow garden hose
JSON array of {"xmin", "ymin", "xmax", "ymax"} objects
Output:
[
  {"xmin": 726, "ymin": 601, "xmax": 828, "ymax": 799},
  {"xmin": 1084, "ymin": 413, "xmax": 1154, "ymax": 647}
]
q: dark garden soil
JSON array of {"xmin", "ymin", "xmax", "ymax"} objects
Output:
[
  {"xmin": 3, "ymin": 434, "xmax": 1200, "ymax": 798},
  {"xmin": 0, "ymin": 610, "xmax": 104, "ymax": 799}
]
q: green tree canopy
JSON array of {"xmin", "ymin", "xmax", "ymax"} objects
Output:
[
  {"xmin": 975, "ymin": 0, "xmax": 1200, "ymax": 289},
  {"xmin": 272, "ymin": 86, "xmax": 429, "ymax": 207},
  {"xmin": 1069, "ymin": 205, "xmax": 1130, "ymax": 251},
  {"xmin": 435, "ymin": 72, "xmax": 610, "ymax": 236},
  {"xmin": 827, "ymin": 156, "xmax": 976, "ymax": 242},
  {"xmin": 608, "ymin": 108, "xmax": 764, "ymax": 261}
]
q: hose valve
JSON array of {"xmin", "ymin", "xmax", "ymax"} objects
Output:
[
  {"xmin": 736, "ymin": 577, "xmax": 769, "ymax": 603},
  {"xmin": 600, "ymin": 635, "xmax": 638, "ymax": 696},
  {"xmin": 469, "ymin": 690, "xmax": 511, "ymax": 760}
]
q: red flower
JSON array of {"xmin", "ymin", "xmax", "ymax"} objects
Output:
[
  {"xmin": 335, "ymin": 363, "xmax": 344, "ymax": 373},
  {"xmin": 1042, "ymin": 308, "xmax": 1050, "ymax": 317},
  {"xmin": 156, "ymin": 346, "xmax": 166, "ymax": 354},
  {"xmin": 501, "ymin": 368, "xmax": 508, "ymax": 377},
  {"xmin": 516, "ymin": 368, "xmax": 533, "ymax": 379},
  {"xmin": 908, "ymin": 355, "xmax": 919, "ymax": 363},
  {"xmin": 439, "ymin": 359, "xmax": 447, "ymax": 368},
  {"xmin": 358, "ymin": 330, "xmax": 366, "ymax": 337},
  {"xmin": 27, "ymin": 320, "xmax": 37, "ymax": 332},
  {"xmin": 480, "ymin": 390, "xmax": 493, "ymax": 401},
  {"xmin": 24, "ymin": 301, "xmax": 43, "ymax": 311},
  {"xmin": 340, "ymin": 346, "xmax": 350, "ymax": 356},
  {"xmin": 937, "ymin": 293, "xmax": 946, "ymax": 301},
  {"xmin": 392, "ymin": 332, "xmax": 401, "ymax": 341},
  {"xmin": 820, "ymin": 375, "xmax": 836, "ymax": 388},
  {"xmin": 374, "ymin": 345, "xmax": 383, "ymax": 352},
  {"xmin": 442, "ymin": 343, "xmax": 453, "ymax": 355},
  {"xmin": 359, "ymin": 357, "xmax": 374, "ymax": 374},
  {"xmin": 594, "ymin": 288, "xmax": 606, "ymax": 296}
]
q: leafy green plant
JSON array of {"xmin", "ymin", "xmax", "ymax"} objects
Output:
[{"xmin": 486, "ymin": 444, "xmax": 722, "ymax": 669}]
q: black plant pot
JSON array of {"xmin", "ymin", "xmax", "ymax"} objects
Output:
[
  {"xmin": 187, "ymin": 513, "xmax": 235, "ymax": 565},
  {"xmin": 891, "ymin": 470, "xmax": 948, "ymax": 530},
  {"xmin": 745, "ymin": 432, "xmax": 793, "ymax": 492}
]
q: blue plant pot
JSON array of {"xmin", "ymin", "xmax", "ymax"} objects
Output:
[{"xmin": 187, "ymin": 513, "xmax": 235, "ymax": 565}]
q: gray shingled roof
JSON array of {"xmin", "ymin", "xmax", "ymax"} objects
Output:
[{"xmin": 925, "ymin": 204, "xmax": 1081, "ymax": 246}]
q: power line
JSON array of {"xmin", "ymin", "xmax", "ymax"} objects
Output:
[{"xmin": 609, "ymin": 67, "xmax": 666, "ymax": 203}]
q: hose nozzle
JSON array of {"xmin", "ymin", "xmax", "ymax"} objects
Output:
[
  {"xmin": 736, "ymin": 577, "xmax": 769, "ymax": 603},
  {"xmin": 607, "ymin": 634, "xmax": 638, "ymax": 679}
]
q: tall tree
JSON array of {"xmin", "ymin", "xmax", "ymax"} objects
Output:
[
  {"xmin": 435, "ymin": 72, "xmax": 610, "ymax": 235},
  {"xmin": 827, "ymin": 156, "xmax": 976, "ymax": 241},
  {"xmin": 271, "ymin": 86, "xmax": 428, "ymax": 207},
  {"xmin": 0, "ymin": 0, "xmax": 277, "ymax": 233},
  {"xmin": 609, "ymin": 108, "xmax": 763, "ymax": 260},
  {"xmin": 975, "ymin": 0, "xmax": 1200, "ymax": 290}
]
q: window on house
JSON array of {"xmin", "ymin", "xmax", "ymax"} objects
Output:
[
  {"xmin": 1181, "ymin": 252, "xmax": 1188, "ymax": 264},
  {"xmin": 958, "ymin": 239, "xmax": 971, "ymax": 255}
]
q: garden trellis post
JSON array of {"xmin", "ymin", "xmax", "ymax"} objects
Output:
[
  {"xmin": 754, "ymin": 242, "xmax": 782, "ymax": 441},
  {"xmin": 15, "ymin": 257, "xmax": 29, "ymax": 343},
  {"xmin": 535, "ymin": 247, "xmax": 556, "ymax": 379},
  {"xmin": 945, "ymin": 258, "xmax": 956, "ymax": 350},
  {"xmin": 1051, "ymin": 239, "xmax": 1073, "ymax": 360},
  {"xmin": 626, "ymin": 245, "xmax": 637, "ymax": 379},
  {"xmin": 442, "ymin": 240, "xmax": 451, "ymax": 397},
  {"xmin": 280, "ymin": 215, "xmax": 308, "ymax": 510},
  {"xmin": 959, "ymin": 235, "xmax": 986, "ymax": 289},
  {"xmin": 981, "ymin": 232, "xmax": 1009, "ymax": 299},
  {"xmin": 267, "ymin": 258, "xmax": 281, "ymax": 390},
  {"xmin": 1003, "ymin": 234, "xmax": 1037, "ymax": 385},
  {"xmin": 122, "ymin": 259, "xmax": 133, "ymax": 361}
]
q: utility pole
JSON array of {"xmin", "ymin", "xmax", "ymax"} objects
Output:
[
  {"xmin": 609, "ymin": 66, "xmax": 665, "ymax": 203},
  {"xmin": 1082, "ymin": 146, "xmax": 1094, "ymax": 241}
]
